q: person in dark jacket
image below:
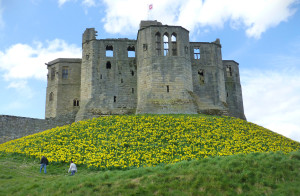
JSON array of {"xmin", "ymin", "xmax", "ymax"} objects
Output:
[{"xmin": 40, "ymin": 156, "xmax": 48, "ymax": 174}]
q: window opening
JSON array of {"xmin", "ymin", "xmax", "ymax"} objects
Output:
[
  {"xmin": 106, "ymin": 61, "xmax": 111, "ymax": 69},
  {"xmin": 62, "ymin": 66, "xmax": 68, "ymax": 79},
  {"xmin": 226, "ymin": 65, "xmax": 232, "ymax": 77},
  {"xmin": 114, "ymin": 96, "xmax": 116, "ymax": 103},
  {"xmin": 198, "ymin": 69, "xmax": 205, "ymax": 85},
  {"xmin": 171, "ymin": 34, "xmax": 177, "ymax": 56},
  {"xmin": 127, "ymin": 46, "xmax": 135, "ymax": 57},
  {"xmin": 100, "ymin": 74, "xmax": 102, "ymax": 79},
  {"xmin": 73, "ymin": 99, "xmax": 79, "ymax": 106},
  {"xmin": 106, "ymin": 45, "xmax": 113, "ymax": 57},
  {"xmin": 132, "ymin": 88, "xmax": 134, "ymax": 94},
  {"xmin": 121, "ymin": 78, "xmax": 123, "ymax": 83},
  {"xmin": 155, "ymin": 32, "xmax": 161, "ymax": 56},
  {"xmin": 131, "ymin": 70, "xmax": 134, "ymax": 76},
  {"xmin": 164, "ymin": 33, "xmax": 169, "ymax": 56},
  {"xmin": 49, "ymin": 92, "xmax": 54, "ymax": 101},
  {"xmin": 185, "ymin": 46, "xmax": 189, "ymax": 55},
  {"xmin": 51, "ymin": 67, "xmax": 55, "ymax": 80},
  {"xmin": 167, "ymin": 85, "xmax": 169, "ymax": 93},
  {"xmin": 143, "ymin": 44, "xmax": 148, "ymax": 51},
  {"xmin": 227, "ymin": 92, "xmax": 229, "ymax": 97},
  {"xmin": 194, "ymin": 47, "xmax": 200, "ymax": 59}
]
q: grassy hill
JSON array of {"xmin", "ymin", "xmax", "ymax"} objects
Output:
[
  {"xmin": 1, "ymin": 114, "xmax": 300, "ymax": 195},
  {"xmin": 0, "ymin": 114, "xmax": 299, "ymax": 169},
  {"xmin": 0, "ymin": 151, "xmax": 300, "ymax": 195}
]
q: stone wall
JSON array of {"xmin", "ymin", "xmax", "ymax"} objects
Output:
[{"xmin": 0, "ymin": 113, "xmax": 76, "ymax": 144}]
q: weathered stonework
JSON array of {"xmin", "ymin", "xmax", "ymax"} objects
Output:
[{"xmin": 45, "ymin": 20, "xmax": 246, "ymax": 122}]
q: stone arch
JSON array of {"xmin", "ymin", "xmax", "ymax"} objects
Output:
[
  {"xmin": 171, "ymin": 33, "xmax": 177, "ymax": 56},
  {"xmin": 155, "ymin": 32, "xmax": 161, "ymax": 55},
  {"xmin": 163, "ymin": 33, "xmax": 169, "ymax": 56}
]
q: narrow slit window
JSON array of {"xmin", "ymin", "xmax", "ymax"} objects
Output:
[
  {"xmin": 143, "ymin": 44, "xmax": 148, "ymax": 51},
  {"xmin": 198, "ymin": 69, "xmax": 205, "ymax": 85},
  {"xmin": 106, "ymin": 45, "xmax": 113, "ymax": 57},
  {"xmin": 100, "ymin": 74, "xmax": 102, "ymax": 79},
  {"xmin": 132, "ymin": 88, "xmax": 134, "ymax": 94},
  {"xmin": 73, "ymin": 99, "xmax": 79, "ymax": 106},
  {"xmin": 106, "ymin": 61, "xmax": 111, "ymax": 69},
  {"xmin": 167, "ymin": 85, "xmax": 169, "ymax": 93},
  {"xmin": 51, "ymin": 67, "xmax": 55, "ymax": 80},
  {"xmin": 114, "ymin": 96, "xmax": 116, "ymax": 103},
  {"xmin": 194, "ymin": 47, "xmax": 200, "ymax": 59},
  {"xmin": 121, "ymin": 78, "xmax": 123, "ymax": 83},
  {"xmin": 164, "ymin": 33, "xmax": 169, "ymax": 56},
  {"xmin": 171, "ymin": 33, "xmax": 177, "ymax": 56},
  {"xmin": 226, "ymin": 65, "xmax": 232, "ymax": 77},
  {"xmin": 49, "ymin": 92, "xmax": 54, "ymax": 101},
  {"xmin": 62, "ymin": 66, "xmax": 68, "ymax": 79},
  {"xmin": 127, "ymin": 46, "xmax": 135, "ymax": 57},
  {"xmin": 155, "ymin": 32, "xmax": 161, "ymax": 56},
  {"xmin": 131, "ymin": 70, "xmax": 134, "ymax": 76}
]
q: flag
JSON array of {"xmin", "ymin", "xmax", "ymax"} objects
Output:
[{"xmin": 149, "ymin": 4, "xmax": 153, "ymax": 10}]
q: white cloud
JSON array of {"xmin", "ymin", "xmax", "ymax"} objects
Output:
[
  {"xmin": 100, "ymin": 0, "xmax": 298, "ymax": 38},
  {"xmin": 58, "ymin": 0, "xmax": 72, "ymax": 7},
  {"xmin": 58, "ymin": 0, "xmax": 96, "ymax": 7},
  {"xmin": 242, "ymin": 69, "xmax": 300, "ymax": 142},
  {"xmin": 82, "ymin": 0, "xmax": 96, "ymax": 7},
  {"xmin": 0, "ymin": 39, "xmax": 81, "ymax": 81}
]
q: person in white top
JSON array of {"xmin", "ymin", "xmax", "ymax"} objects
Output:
[{"xmin": 68, "ymin": 161, "xmax": 77, "ymax": 176}]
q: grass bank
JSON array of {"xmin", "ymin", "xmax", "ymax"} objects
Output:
[{"xmin": 1, "ymin": 151, "xmax": 300, "ymax": 195}]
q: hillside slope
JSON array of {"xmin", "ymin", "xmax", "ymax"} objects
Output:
[
  {"xmin": 0, "ymin": 151, "xmax": 300, "ymax": 195},
  {"xmin": 0, "ymin": 115, "xmax": 299, "ymax": 169}
]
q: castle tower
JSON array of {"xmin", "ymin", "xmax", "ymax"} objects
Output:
[
  {"xmin": 75, "ymin": 28, "xmax": 138, "ymax": 121},
  {"xmin": 45, "ymin": 58, "xmax": 81, "ymax": 119},
  {"xmin": 136, "ymin": 21, "xmax": 198, "ymax": 114},
  {"xmin": 223, "ymin": 60, "xmax": 246, "ymax": 120}
]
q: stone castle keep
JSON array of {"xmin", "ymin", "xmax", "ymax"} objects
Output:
[
  {"xmin": 45, "ymin": 20, "xmax": 246, "ymax": 121},
  {"xmin": 0, "ymin": 20, "xmax": 246, "ymax": 143}
]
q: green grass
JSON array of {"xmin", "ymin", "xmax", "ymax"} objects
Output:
[{"xmin": 1, "ymin": 151, "xmax": 300, "ymax": 196}]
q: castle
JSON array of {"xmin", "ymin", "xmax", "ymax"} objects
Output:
[{"xmin": 45, "ymin": 20, "xmax": 246, "ymax": 121}]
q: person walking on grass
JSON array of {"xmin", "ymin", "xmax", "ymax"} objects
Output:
[
  {"xmin": 68, "ymin": 161, "xmax": 77, "ymax": 176},
  {"xmin": 40, "ymin": 156, "xmax": 48, "ymax": 174}
]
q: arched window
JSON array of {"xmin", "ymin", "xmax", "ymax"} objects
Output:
[
  {"xmin": 73, "ymin": 99, "xmax": 79, "ymax": 106},
  {"xmin": 171, "ymin": 33, "xmax": 177, "ymax": 56},
  {"xmin": 106, "ymin": 45, "xmax": 113, "ymax": 57},
  {"xmin": 49, "ymin": 92, "xmax": 54, "ymax": 101},
  {"xmin": 163, "ymin": 33, "xmax": 169, "ymax": 56},
  {"xmin": 155, "ymin": 32, "xmax": 161, "ymax": 56},
  {"xmin": 127, "ymin": 46, "xmax": 135, "ymax": 57},
  {"xmin": 106, "ymin": 61, "xmax": 111, "ymax": 69}
]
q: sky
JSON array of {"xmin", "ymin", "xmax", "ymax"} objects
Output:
[{"xmin": 0, "ymin": 0, "xmax": 300, "ymax": 142}]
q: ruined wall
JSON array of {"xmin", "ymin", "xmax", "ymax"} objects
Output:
[
  {"xmin": 136, "ymin": 23, "xmax": 197, "ymax": 114},
  {"xmin": 0, "ymin": 113, "xmax": 76, "ymax": 144},
  {"xmin": 190, "ymin": 41, "xmax": 228, "ymax": 115},
  {"xmin": 76, "ymin": 28, "xmax": 137, "ymax": 121},
  {"xmin": 45, "ymin": 58, "xmax": 81, "ymax": 119},
  {"xmin": 223, "ymin": 60, "xmax": 246, "ymax": 120}
]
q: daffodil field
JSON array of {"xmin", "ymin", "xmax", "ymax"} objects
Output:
[{"xmin": 0, "ymin": 115, "xmax": 299, "ymax": 169}]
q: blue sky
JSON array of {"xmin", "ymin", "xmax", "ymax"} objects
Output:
[{"xmin": 0, "ymin": 0, "xmax": 300, "ymax": 142}]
